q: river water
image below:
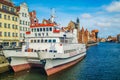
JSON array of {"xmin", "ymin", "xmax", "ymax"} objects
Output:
[{"xmin": 0, "ymin": 42, "xmax": 120, "ymax": 80}]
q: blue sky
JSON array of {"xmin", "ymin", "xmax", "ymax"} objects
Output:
[{"xmin": 13, "ymin": 0, "xmax": 120, "ymax": 38}]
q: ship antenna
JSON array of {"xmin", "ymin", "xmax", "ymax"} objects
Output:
[{"xmin": 50, "ymin": 8, "xmax": 55, "ymax": 23}]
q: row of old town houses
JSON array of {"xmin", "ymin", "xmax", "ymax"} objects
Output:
[{"xmin": 0, "ymin": 0, "xmax": 99, "ymax": 49}]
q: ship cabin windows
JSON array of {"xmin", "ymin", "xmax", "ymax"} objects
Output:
[
  {"xmin": 50, "ymin": 27, "xmax": 52, "ymax": 31},
  {"xmin": 38, "ymin": 33, "xmax": 41, "ymax": 36},
  {"xmin": 64, "ymin": 49, "xmax": 76, "ymax": 54},
  {"xmin": 45, "ymin": 39, "xmax": 47, "ymax": 43},
  {"xmin": 37, "ymin": 28, "xmax": 39, "ymax": 32},
  {"xmin": 34, "ymin": 28, "xmax": 36, "ymax": 32},
  {"xmin": 40, "ymin": 28, "xmax": 42, "ymax": 31},
  {"xmin": 49, "ymin": 50, "xmax": 57, "ymax": 53},
  {"xmin": 46, "ymin": 28, "xmax": 48, "ymax": 31},
  {"xmin": 34, "ymin": 40, "xmax": 36, "ymax": 43},
  {"xmin": 43, "ymin": 28, "xmax": 45, "ymax": 31},
  {"xmin": 30, "ymin": 39, "xmax": 57, "ymax": 43},
  {"xmin": 35, "ymin": 33, "xmax": 37, "ymax": 37},
  {"xmin": 31, "ymin": 40, "xmax": 33, "ymax": 43},
  {"xmin": 48, "ymin": 39, "xmax": 52, "ymax": 43},
  {"xmin": 46, "ymin": 33, "xmax": 48, "ymax": 36},
  {"xmin": 37, "ymin": 40, "xmax": 40, "ymax": 43},
  {"xmin": 53, "ymin": 39, "xmax": 56, "ymax": 43},
  {"xmin": 41, "ymin": 39, "xmax": 43, "ymax": 43}
]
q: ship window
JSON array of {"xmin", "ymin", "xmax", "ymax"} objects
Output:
[
  {"xmin": 41, "ymin": 39, "xmax": 43, "ymax": 43},
  {"xmin": 34, "ymin": 50, "xmax": 37, "ymax": 52},
  {"xmin": 34, "ymin": 40, "xmax": 36, "ymax": 43},
  {"xmin": 53, "ymin": 39, "xmax": 56, "ymax": 43},
  {"xmin": 46, "ymin": 28, "xmax": 48, "ymax": 31},
  {"xmin": 40, "ymin": 28, "xmax": 42, "ymax": 31},
  {"xmin": 49, "ymin": 50, "xmax": 52, "ymax": 52},
  {"xmin": 43, "ymin": 28, "xmax": 45, "ymax": 31},
  {"xmin": 35, "ymin": 33, "xmax": 37, "ymax": 37},
  {"xmin": 37, "ymin": 40, "xmax": 40, "ymax": 43},
  {"xmin": 31, "ymin": 40, "xmax": 33, "ymax": 43},
  {"xmin": 37, "ymin": 28, "xmax": 39, "ymax": 32},
  {"xmin": 46, "ymin": 33, "xmax": 48, "ymax": 36},
  {"xmin": 42, "ymin": 33, "xmax": 44, "ymax": 36},
  {"xmin": 25, "ymin": 49, "xmax": 27, "ymax": 52},
  {"xmin": 48, "ymin": 39, "xmax": 51, "ymax": 43},
  {"xmin": 32, "ymin": 29, "xmax": 33, "ymax": 32},
  {"xmin": 54, "ymin": 50, "xmax": 57, "ymax": 53},
  {"xmin": 38, "ymin": 50, "xmax": 40, "ymax": 52},
  {"xmin": 38, "ymin": 33, "xmax": 41, "ymax": 36},
  {"xmin": 45, "ymin": 39, "xmax": 47, "ymax": 43},
  {"xmin": 34, "ymin": 28, "xmax": 36, "ymax": 32},
  {"xmin": 50, "ymin": 27, "xmax": 52, "ymax": 31}
]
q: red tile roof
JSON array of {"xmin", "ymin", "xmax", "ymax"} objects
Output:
[
  {"xmin": 30, "ymin": 23, "xmax": 55, "ymax": 28},
  {"xmin": 0, "ymin": 0, "xmax": 14, "ymax": 7},
  {"xmin": 0, "ymin": 8, "xmax": 18, "ymax": 16}
]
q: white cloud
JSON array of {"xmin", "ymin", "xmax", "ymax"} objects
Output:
[
  {"xmin": 106, "ymin": 1, "xmax": 120, "ymax": 12},
  {"xmin": 81, "ymin": 13, "xmax": 92, "ymax": 19},
  {"xmin": 95, "ymin": 22, "xmax": 111, "ymax": 27}
]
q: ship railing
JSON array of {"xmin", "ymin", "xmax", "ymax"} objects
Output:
[{"xmin": 36, "ymin": 52, "xmax": 63, "ymax": 60}]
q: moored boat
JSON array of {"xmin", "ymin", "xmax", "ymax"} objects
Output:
[{"xmin": 4, "ymin": 13, "xmax": 86, "ymax": 76}]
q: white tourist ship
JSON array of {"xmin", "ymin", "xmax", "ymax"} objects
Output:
[{"xmin": 4, "ymin": 11, "xmax": 86, "ymax": 76}]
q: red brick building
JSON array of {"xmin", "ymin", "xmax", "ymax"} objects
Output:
[{"xmin": 29, "ymin": 10, "xmax": 39, "ymax": 26}]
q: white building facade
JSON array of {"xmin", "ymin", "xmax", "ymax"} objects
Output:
[{"xmin": 16, "ymin": 3, "xmax": 30, "ymax": 46}]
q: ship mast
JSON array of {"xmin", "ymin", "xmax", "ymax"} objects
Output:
[{"xmin": 50, "ymin": 8, "xmax": 55, "ymax": 23}]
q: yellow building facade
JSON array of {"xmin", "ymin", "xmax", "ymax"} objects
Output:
[{"xmin": 0, "ymin": 0, "xmax": 19, "ymax": 47}]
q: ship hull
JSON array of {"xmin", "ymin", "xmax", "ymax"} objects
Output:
[
  {"xmin": 10, "ymin": 57, "xmax": 31, "ymax": 72},
  {"xmin": 46, "ymin": 54, "xmax": 86, "ymax": 76},
  {"xmin": 5, "ymin": 51, "xmax": 86, "ymax": 76}
]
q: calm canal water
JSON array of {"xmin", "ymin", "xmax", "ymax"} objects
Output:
[{"xmin": 0, "ymin": 42, "xmax": 120, "ymax": 80}]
